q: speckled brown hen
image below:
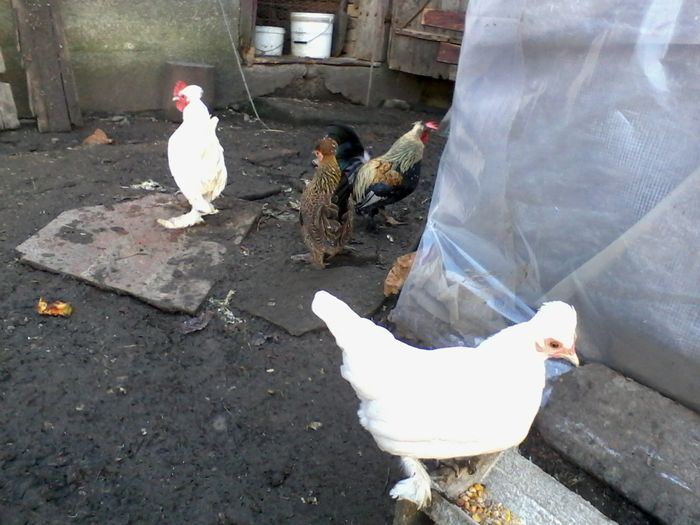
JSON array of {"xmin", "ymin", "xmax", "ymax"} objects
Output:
[{"xmin": 298, "ymin": 137, "xmax": 354, "ymax": 269}]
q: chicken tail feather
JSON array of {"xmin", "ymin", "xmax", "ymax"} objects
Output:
[{"xmin": 311, "ymin": 290, "xmax": 361, "ymax": 329}]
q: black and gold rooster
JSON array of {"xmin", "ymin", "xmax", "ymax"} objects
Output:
[{"xmin": 326, "ymin": 121, "xmax": 438, "ymax": 230}]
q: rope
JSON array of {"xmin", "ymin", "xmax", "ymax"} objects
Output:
[
  {"xmin": 365, "ymin": 47, "xmax": 376, "ymax": 107},
  {"xmin": 216, "ymin": 0, "xmax": 282, "ymax": 132}
]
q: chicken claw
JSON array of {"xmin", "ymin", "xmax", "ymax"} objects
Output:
[
  {"xmin": 157, "ymin": 209, "xmax": 204, "ymax": 229},
  {"xmin": 382, "ymin": 211, "xmax": 406, "ymax": 226}
]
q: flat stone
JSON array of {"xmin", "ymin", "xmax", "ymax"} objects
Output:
[
  {"xmin": 214, "ymin": 194, "xmax": 265, "ymax": 245},
  {"xmin": 16, "ymin": 194, "xmax": 260, "ymax": 314},
  {"xmin": 225, "ymin": 207, "xmax": 426, "ymax": 337},
  {"xmin": 243, "ymin": 147, "xmax": 299, "ymax": 166},
  {"xmin": 537, "ymin": 363, "xmax": 700, "ymax": 525},
  {"xmin": 424, "ymin": 449, "xmax": 614, "ymax": 525},
  {"xmin": 230, "ymin": 243, "xmax": 387, "ymax": 336}
]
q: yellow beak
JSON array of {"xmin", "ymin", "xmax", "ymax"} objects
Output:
[{"xmin": 563, "ymin": 352, "xmax": 580, "ymax": 367}]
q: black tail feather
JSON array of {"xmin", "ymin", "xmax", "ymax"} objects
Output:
[{"xmin": 325, "ymin": 124, "xmax": 367, "ymax": 175}]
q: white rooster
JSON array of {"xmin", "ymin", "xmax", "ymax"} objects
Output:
[
  {"xmin": 311, "ymin": 290, "xmax": 578, "ymax": 509},
  {"xmin": 157, "ymin": 81, "xmax": 227, "ymax": 229}
]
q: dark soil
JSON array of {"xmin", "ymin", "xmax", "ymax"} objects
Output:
[{"xmin": 0, "ymin": 101, "xmax": 658, "ymax": 525}]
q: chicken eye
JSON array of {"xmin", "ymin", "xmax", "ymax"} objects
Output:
[{"xmin": 549, "ymin": 341, "xmax": 561, "ymax": 349}]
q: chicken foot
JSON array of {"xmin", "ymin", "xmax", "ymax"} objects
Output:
[
  {"xmin": 364, "ymin": 209, "xmax": 406, "ymax": 232},
  {"xmin": 389, "ymin": 457, "xmax": 435, "ymax": 509},
  {"xmin": 157, "ymin": 207, "xmax": 219, "ymax": 229},
  {"xmin": 381, "ymin": 209, "xmax": 407, "ymax": 226},
  {"xmin": 290, "ymin": 246, "xmax": 358, "ymax": 268},
  {"xmin": 433, "ymin": 456, "xmax": 480, "ymax": 482}
]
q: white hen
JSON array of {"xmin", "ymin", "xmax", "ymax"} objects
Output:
[
  {"xmin": 311, "ymin": 290, "xmax": 578, "ymax": 509},
  {"xmin": 157, "ymin": 81, "xmax": 227, "ymax": 229}
]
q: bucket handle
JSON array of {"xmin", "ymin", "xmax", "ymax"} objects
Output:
[
  {"xmin": 292, "ymin": 21, "xmax": 334, "ymax": 46},
  {"xmin": 256, "ymin": 41, "xmax": 284, "ymax": 54}
]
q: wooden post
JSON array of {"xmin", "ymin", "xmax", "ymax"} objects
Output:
[
  {"xmin": 0, "ymin": 48, "xmax": 20, "ymax": 130},
  {"xmin": 239, "ymin": 0, "xmax": 258, "ymax": 65},
  {"xmin": 353, "ymin": 0, "xmax": 391, "ymax": 62},
  {"xmin": 12, "ymin": 0, "xmax": 82, "ymax": 132}
]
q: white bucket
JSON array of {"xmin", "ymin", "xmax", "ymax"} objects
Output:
[
  {"xmin": 290, "ymin": 12, "xmax": 334, "ymax": 59},
  {"xmin": 254, "ymin": 25, "xmax": 285, "ymax": 56}
]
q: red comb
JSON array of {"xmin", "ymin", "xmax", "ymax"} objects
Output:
[
  {"xmin": 173, "ymin": 80, "xmax": 187, "ymax": 97},
  {"xmin": 425, "ymin": 121, "xmax": 440, "ymax": 130}
]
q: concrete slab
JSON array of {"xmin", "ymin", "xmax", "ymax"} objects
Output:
[
  {"xmin": 423, "ymin": 449, "xmax": 615, "ymax": 525},
  {"xmin": 319, "ymin": 64, "xmax": 424, "ymax": 107},
  {"xmin": 537, "ymin": 363, "xmax": 700, "ymax": 525},
  {"xmin": 252, "ymin": 97, "xmax": 403, "ymax": 126},
  {"xmin": 16, "ymin": 194, "xmax": 261, "ymax": 314},
  {"xmin": 229, "ymin": 226, "xmax": 387, "ymax": 336}
]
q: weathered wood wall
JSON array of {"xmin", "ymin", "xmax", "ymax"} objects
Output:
[
  {"xmin": 0, "ymin": 0, "xmax": 242, "ymax": 116},
  {"xmin": 387, "ymin": 0, "xmax": 466, "ymax": 80}
]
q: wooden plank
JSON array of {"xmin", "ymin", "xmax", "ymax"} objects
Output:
[
  {"xmin": 331, "ymin": 0, "xmax": 349, "ymax": 57},
  {"xmin": 49, "ymin": 0, "xmax": 82, "ymax": 127},
  {"xmin": 396, "ymin": 0, "xmax": 432, "ymax": 29},
  {"xmin": 253, "ymin": 55, "xmax": 381, "ymax": 67},
  {"xmin": 424, "ymin": 450, "xmax": 615, "ymax": 525},
  {"xmin": 353, "ymin": 0, "xmax": 391, "ymax": 62},
  {"xmin": 11, "ymin": 0, "xmax": 82, "ymax": 132},
  {"xmin": 239, "ymin": 0, "xmax": 257, "ymax": 64},
  {"xmin": 436, "ymin": 42, "xmax": 460, "ymax": 64},
  {"xmin": 394, "ymin": 27, "xmax": 461, "ymax": 44},
  {"xmin": 0, "ymin": 83, "xmax": 21, "ymax": 130},
  {"xmin": 421, "ymin": 9, "xmax": 465, "ymax": 32},
  {"xmin": 387, "ymin": 0, "xmax": 465, "ymax": 80}
]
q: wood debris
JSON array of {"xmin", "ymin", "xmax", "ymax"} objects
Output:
[
  {"xmin": 82, "ymin": 128, "xmax": 113, "ymax": 145},
  {"xmin": 383, "ymin": 251, "xmax": 416, "ymax": 296}
]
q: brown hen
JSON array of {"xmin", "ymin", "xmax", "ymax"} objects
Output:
[{"xmin": 298, "ymin": 137, "xmax": 354, "ymax": 269}]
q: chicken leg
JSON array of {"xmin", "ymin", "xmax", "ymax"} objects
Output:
[{"xmin": 389, "ymin": 457, "xmax": 434, "ymax": 509}]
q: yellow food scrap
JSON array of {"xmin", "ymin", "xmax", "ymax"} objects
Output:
[
  {"xmin": 456, "ymin": 483, "xmax": 524, "ymax": 525},
  {"xmin": 36, "ymin": 297, "xmax": 73, "ymax": 317}
]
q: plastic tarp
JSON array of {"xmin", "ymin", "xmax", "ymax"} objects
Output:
[{"xmin": 392, "ymin": 0, "xmax": 700, "ymax": 412}]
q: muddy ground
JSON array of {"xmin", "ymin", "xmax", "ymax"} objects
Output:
[{"xmin": 0, "ymin": 100, "xmax": 658, "ymax": 525}]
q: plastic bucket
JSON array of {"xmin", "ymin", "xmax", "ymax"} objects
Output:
[
  {"xmin": 254, "ymin": 25, "xmax": 285, "ymax": 56},
  {"xmin": 290, "ymin": 12, "xmax": 334, "ymax": 59}
]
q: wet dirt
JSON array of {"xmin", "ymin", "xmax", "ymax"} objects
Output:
[{"xmin": 0, "ymin": 102, "xmax": 658, "ymax": 525}]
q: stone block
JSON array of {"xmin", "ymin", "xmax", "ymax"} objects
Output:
[
  {"xmin": 537, "ymin": 363, "xmax": 700, "ymax": 525},
  {"xmin": 16, "ymin": 194, "xmax": 261, "ymax": 314},
  {"xmin": 423, "ymin": 449, "xmax": 614, "ymax": 525}
]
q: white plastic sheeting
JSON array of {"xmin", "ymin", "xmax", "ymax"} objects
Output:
[{"xmin": 392, "ymin": 0, "xmax": 700, "ymax": 412}]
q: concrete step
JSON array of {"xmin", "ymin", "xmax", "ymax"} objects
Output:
[
  {"xmin": 250, "ymin": 96, "xmax": 404, "ymax": 126},
  {"xmin": 396, "ymin": 449, "xmax": 615, "ymax": 525},
  {"xmin": 537, "ymin": 363, "xmax": 700, "ymax": 525}
]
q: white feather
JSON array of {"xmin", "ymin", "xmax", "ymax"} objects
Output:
[
  {"xmin": 311, "ymin": 290, "xmax": 578, "ymax": 508},
  {"xmin": 159, "ymin": 87, "xmax": 227, "ymax": 229}
]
